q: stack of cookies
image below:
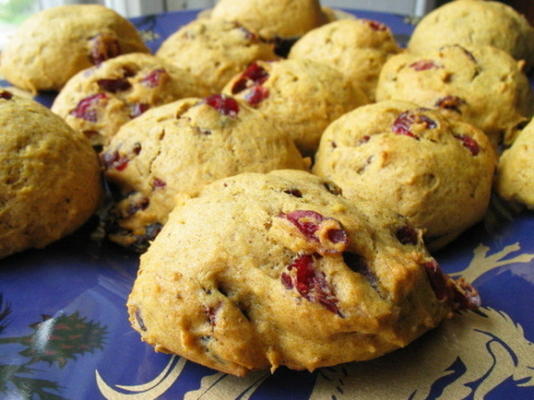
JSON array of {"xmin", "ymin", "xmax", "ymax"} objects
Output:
[{"xmin": 0, "ymin": 0, "xmax": 532, "ymax": 377}]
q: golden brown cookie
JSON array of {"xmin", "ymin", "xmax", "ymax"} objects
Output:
[
  {"xmin": 289, "ymin": 18, "xmax": 400, "ymax": 101},
  {"xmin": 102, "ymin": 95, "xmax": 307, "ymax": 250},
  {"xmin": 51, "ymin": 53, "xmax": 207, "ymax": 147},
  {"xmin": 313, "ymin": 100, "xmax": 496, "ymax": 250},
  {"xmin": 0, "ymin": 5, "xmax": 149, "ymax": 92},
  {"xmin": 0, "ymin": 91, "xmax": 102, "ymax": 259},
  {"xmin": 127, "ymin": 169, "xmax": 479, "ymax": 376},
  {"xmin": 211, "ymin": 0, "xmax": 328, "ymax": 39},
  {"xmin": 376, "ymin": 44, "xmax": 533, "ymax": 145},
  {"xmin": 223, "ymin": 59, "xmax": 368, "ymax": 155},
  {"xmin": 408, "ymin": 0, "xmax": 534, "ymax": 68},
  {"xmin": 496, "ymin": 118, "xmax": 534, "ymax": 209},
  {"xmin": 156, "ymin": 18, "xmax": 278, "ymax": 93}
]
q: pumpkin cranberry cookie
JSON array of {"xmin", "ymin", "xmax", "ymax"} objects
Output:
[
  {"xmin": 157, "ymin": 19, "xmax": 278, "ymax": 93},
  {"xmin": 211, "ymin": 0, "xmax": 327, "ymax": 40},
  {"xmin": 52, "ymin": 53, "xmax": 207, "ymax": 147},
  {"xmin": 289, "ymin": 18, "xmax": 400, "ymax": 101},
  {"xmin": 0, "ymin": 5, "xmax": 148, "ymax": 93},
  {"xmin": 408, "ymin": 0, "xmax": 534, "ymax": 68},
  {"xmin": 313, "ymin": 101, "xmax": 496, "ymax": 250},
  {"xmin": 0, "ymin": 91, "xmax": 101, "ymax": 259},
  {"xmin": 496, "ymin": 118, "xmax": 534, "ymax": 209},
  {"xmin": 376, "ymin": 44, "xmax": 533, "ymax": 145},
  {"xmin": 102, "ymin": 95, "xmax": 307, "ymax": 251},
  {"xmin": 127, "ymin": 170, "xmax": 479, "ymax": 376},
  {"xmin": 224, "ymin": 59, "xmax": 368, "ymax": 155}
]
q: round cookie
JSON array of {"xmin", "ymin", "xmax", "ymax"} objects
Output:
[
  {"xmin": 210, "ymin": 0, "xmax": 328, "ymax": 39},
  {"xmin": 52, "ymin": 53, "xmax": 208, "ymax": 147},
  {"xmin": 102, "ymin": 95, "xmax": 307, "ymax": 250},
  {"xmin": 496, "ymin": 118, "xmax": 534, "ymax": 209},
  {"xmin": 0, "ymin": 5, "xmax": 149, "ymax": 92},
  {"xmin": 313, "ymin": 100, "xmax": 496, "ymax": 250},
  {"xmin": 376, "ymin": 44, "xmax": 533, "ymax": 146},
  {"xmin": 289, "ymin": 18, "xmax": 400, "ymax": 101},
  {"xmin": 127, "ymin": 169, "xmax": 479, "ymax": 376},
  {"xmin": 0, "ymin": 91, "xmax": 102, "ymax": 259},
  {"xmin": 408, "ymin": 0, "xmax": 534, "ymax": 68},
  {"xmin": 156, "ymin": 19, "xmax": 278, "ymax": 93},
  {"xmin": 223, "ymin": 59, "xmax": 368, "ymax": 155}
]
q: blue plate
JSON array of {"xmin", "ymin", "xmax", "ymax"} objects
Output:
[{"xmin": 1, "ymin": 9, "xmax": 533, "ymax": 400}]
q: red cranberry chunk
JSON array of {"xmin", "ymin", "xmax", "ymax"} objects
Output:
[
  {"xmin": 0, "ymin": 90, "xmax": 13, "ymax": 100},
  {"xmin": 281, "ymin": 210, "xmax": 324, "ymax": 241},
  {"xmin": 101, "ymin": 150, "xmax": 129, "ymax": 171},
  {"xmin": 281, "ymin": 272, "xmax": 293, "ymax": 289},
  {"xmin": 451, "ymin": 278, "xmax": 481, "ymax": 311},
  {"xmin": 130, "ymin": 103, "xmax": 150, "ymax": 118},
  {"xmin": 89, "ymin": 33, "xmax": 121, "ymax": 65},
  {"xmin": 423, "ymin": 260, "xmax": 449, "ymax": 301},
  {"xmin": 231, "ymin": 62, "xmax": 269, "ymax": 94},
  {"xmin": 204, "ymin": 94, "xmax": 239, "ymax": 117},
  {"xmin": 392, "ymin": 111, "xmax": 437, "ymax": 139},
  {"xmin": 453, "ymin": 134, "xmax": 480, "ymax": 156},
  {"xmin": 395, "ymin": 226, "xmax": 418, "ymax": 245},
  {"xmin": 70, "ymin": 93, "xmax": 108, "ymax": 122},
  {"xmin": 244, "ymin": 85, "xmax": 269, "ymax": 106},
  {"xmin": 97, "ymin": 78, "xmax": 131, "ymax": 93},
  {"xmin": 152, "ymin": 178, "xmax": 166, "ymax": 189},
  {"xmin": 140, "ymin": 69, "xmax": 167, "ymax": 88},
  {"xmin": 410, "ymin": 60, "xmax": 441, "ymax": 71},
  {"xmin": 435, "ymin": 95, "xmax": 465, "ymax": 112},
  {"xmin": 366, "ymin": 20, "xmax": 387, "ymax": 31}
]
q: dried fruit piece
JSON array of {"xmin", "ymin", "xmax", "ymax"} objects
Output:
[
  {"xmin": 231, "ymin": 62, "xmax": 269, "ymax": 94},
  {"xmin": 101, "ymin": 150, "xmax": 129, "ymax": 171},
  {"xmin": 409, "ymin": 60, "xmax": 441, "ymax": 71},
  {"xmin": 70, "ymin": 93, "xmax": 108, "ymax": 122},
  {"xmin": 140, "ymin": 69, "xmax": 167, "ymax": 88},
  {"xmin": 435, "ymin": 95, "xmax": 465, "ymax": 113},
  {"xmin": 89, "ymin": 33, "xmax": 121, "ymax": 65},
  {"xmin": 282, "ymin": 254, "xmax": 341, "ymax": 316},
  {"xmin": 130, "ymin": 103, "xmax": 150, "ymax": 118},
  {"xmin": 283, "ymin": 189, "xmax": 303, "ymax": 198},
  {"xmin": 366, "ymin": 20, "xmax": 387, "ymax": 31},
  {"xmin": 152, "ymin": 178, "xmax": 166, "ymax": 190},
  {"xmin": 392, "ymin": 110, "xmax": 437, "ymax": 139},
  {"xmin": 244, "ymin": 85, "xmax": 269, "ymax": 106},
  {"xmin": 0, "ymin": 90, "xmax": 13, "ymax": 100},
  {"xmin": 203, "ymin": 303, "xmax": 221, "ymax": 327},
  {"xmin": 97, "ymin": 78, "xmax": 131, "ymax": 93},
  {"xmin": 204, "ymin": 94, "xmax": 239, "ymax": 117},
  {"xmin": 453, "ymin": 134, "xmax": 480, "ymax": 156},
  {"xmin": 395, "ymin": 226, "xmax": 418, "ymax": 245}
]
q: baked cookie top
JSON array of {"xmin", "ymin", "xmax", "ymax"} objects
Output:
[
  {"xmin": 223, "ymin": 59, "xmax": 368, "ymax": 155},
  {"xmin": 0, "ymin": 91, "xmax": 102, "ymax": 259},
  {"xmin": 289, "ymin": 18, "xmax": 400, "ymax": 101},
  {"xmin": 211, "ymin": 0, "xmax": 328, "ymax": 39},
  {"xmin": 157, "ymin": 18, "xmax": 278, "ymax": 93},
  {"xmin": 127, "ymin": 169, "xmax": 478, "ymax": 376},
  {"xmin": 102, "ymin": 95, "xmax": 307, "ymax": 250},
  {"xmin": 497, "ymin": 118, "xmax": 534, "ymax": 209},
  {"xmin": 408, "ymin": 0, "xmax": 534, "ymax": 68},
  {"xmin": 376, "ymin": 44, "xmax": 533, "ymax": 145},
  {"xmin": 51, "ymin": 53, "xmax": 207, "ymax": 147},
  {"xmin": 313, "ymin": 100, "xmax": 496, "ymax": 250},
  {"xmin": 0, "ymin": 4, "xmax": 149, "ymax": 92}
]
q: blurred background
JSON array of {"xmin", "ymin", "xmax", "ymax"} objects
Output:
[{"xmin": 0, "ymin": 0, "xmax": 531, "ymax": 48}]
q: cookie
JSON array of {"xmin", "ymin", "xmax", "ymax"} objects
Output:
[
  {"xmin": 223, "ymin": 59, "xmax": 368, "ymax": 155},
  {"xmin": 156, "ymin": 19, "xmax": 278, "ymax": 93},
  {"xmin": 313, "ymin": 100, "xmax": 496, "ymax": 250},
  {"xmin": 0, "ymin": 5, "xmax": 149, "ymax": 93},
  {"xmin": 0, "ymin": 91, "xmax": 102, "ymax": 259},
  {"xmin": 496, "ymin": 118, "xmax": 534, "ymax": 209},
  {"xmin": 211, "ymin": 0, "xmax": 328, "ymax": 39},
  {"xmin": 289, "ymin": 18, "xmax": 400, "ymax": 101},
  {"xmin": 376, "ymin": 44, "xmax": 533, "ymax": 146},
  {"xmin": 51, "ymin": 53, "xmax": 207, "ymax": 147},
  {"xmin": 102, "ymin": 95, "xmax": 307, "ymax": 250},
  {"xmin": 408, "ymin": 0, "xmax": 534, "ymax": 69},
  {"xmin": 127, "ymin": 169, "xmax": 479, "ymax": 376}
]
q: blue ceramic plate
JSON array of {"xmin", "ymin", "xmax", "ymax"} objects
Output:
[{"xmin": 1, "ymin": 9, "xmax": 533, "ymax": 400}]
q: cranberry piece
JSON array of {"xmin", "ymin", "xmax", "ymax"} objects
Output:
[
  {"xmin": 0, "ymin": 90, "xmax": 13, "ymax": 100},
  {"xmin": 451, "ymin": 278, "xmax": 481, "ymax": 311},
  {"xmin": 435, "ymin": 95, "xmax": 465, "ymax": 113},
  {"xmin": 453, "ymin": 134, "xmax": 480, "ymax": 156},
  {"xmin": 89, "ymin": 33, "xmax": 121, "ymax": 65},
  {"xmin": 152, "ymin": 178, "xmax": 166, "ymax": 189},
  {"xmin": 130, "ymin": 103, "xmax": 150, "ymax": 118},
  {"xmin": 395, "ymin": 226, "xmax": 418, "ymax": 245},
  {"xmin": 392, "ymin": 111, "xmax": 437, "ymax": 139},
  {"xmin": 244, "ymin": 85, "xmax": 269, "ymax": 106},
  {"xmin": 101, "ymin": 150, "xmax": 129, "ymax": 171},
  {"xmin": 204, "ymin": 94, "xmax": 239, "ymax": 117},
  {"xmin": 97, "ymin": 78, "xmax": 131, "ymax": 93},
  {"xmin": 283, "ymin": 189, "xmax": 303, "ymax": 198},
  {"xmin": 423, "ymin": 260, "xmax": 449, "ymax": 301},
  {"xmin": 282, "ymin": 210, "xmax": 324, "ymax": 241},
  {"xmin": 70, "ymin": 93, "xmax": 108, "ymax": 122},
  {"xmin": 231, "ymin": 62, "xmax": 269, "ymax": 94},
  {"xmin": 140, "ymin": 69, "xmax": 167, "ymax": 88},
  {"xmin": 366, "ymin": 20, "xmax": 387, "ymax": 31},
  {"xmin": 410, "ymin": 60, "xmax": 441, "ymax": 71},
  {"xmin": 283, "ymin": 255, "xmax": 341, "ymax": 316},
  {"xmin": 358, "ymin": 135, "xmax": 371, "ymax": 145}
]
